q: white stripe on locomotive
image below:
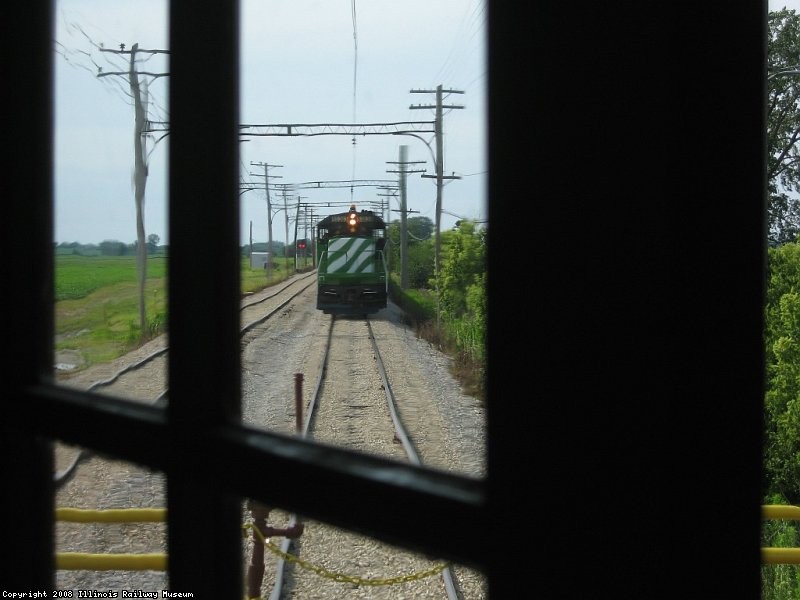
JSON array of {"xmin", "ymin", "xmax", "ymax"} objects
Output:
[{"xmin": 326, "ymin": 237, "xmax": 376, "ymax": 274}]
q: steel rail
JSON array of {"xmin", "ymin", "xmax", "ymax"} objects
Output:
[
  {"xmin": 268, "ymin": 315, "xmax": 459, "ymax": 600},
  {"xmin": 366, "ymin": 318, "xmax": 462, "ymax": 600},
  {"xmin": 54, "ymin": 272, "xmax": 317, "ymax": 486},
  {"xmin": 267, "ymin": 316, "xmax": 335, "ymax": 600}
]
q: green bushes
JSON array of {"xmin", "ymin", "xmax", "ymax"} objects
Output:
[
  {"xmin": 388, "ymin": 277, "xmax": 436, "ymax": 323},
  {"xmin": 763, "ymin": 242, "xmax": 800, "ymax": 599},
  {"xmin": 763, "ymin": 493, "xmax": 800, "ymax": 600},
  {"xmin": 387, "ymin": 220, "xmax": 487, "ymax": 401},
  {"xmin": 765, "ymin": 243, "xmax": 800, "ymax": 504}
]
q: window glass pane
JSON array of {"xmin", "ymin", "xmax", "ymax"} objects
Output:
[
  {"xmin": 52, "ymin": 0, "xmax": 170, "ymax": 588},
  {"xmin": 238, "ymin": 0, "xmax": 487, "ymax": 478},
  {"xmin": 54, "ymin": 0, "xmax": 169, "ymax": 399}
]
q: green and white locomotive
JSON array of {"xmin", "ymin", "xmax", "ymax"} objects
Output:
[{"xmin": 316, "ymin": 204, "xmax": 388, "ymax": 315}]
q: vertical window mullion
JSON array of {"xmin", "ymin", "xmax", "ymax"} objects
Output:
[
  {"xmin": 1, "ymin": 2, "xmax": 56, "ymax": 589},
  {"xmin": 167, "ymin": 0, "xmax": 242, "ymax": 594}
]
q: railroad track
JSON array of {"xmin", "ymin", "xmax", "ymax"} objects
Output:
[
  {"xmin": 53, "ymin": 272, "xmax": 318, "ymax": 592},
  {"xmin": 53, "ymin": 273, "xmax": 485, "ymax": 597},
  {"xmin": 253, "ymin": 314, "xmax": 462, "ymax": 600},
  {"xmin": 54, "ymin": 272, "xmax": 318, "ymax": 486}
]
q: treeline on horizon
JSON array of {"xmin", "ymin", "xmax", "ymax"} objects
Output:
[{"xmin": 54, "ymin": 239, "xmax": 309, "ymax": 258}]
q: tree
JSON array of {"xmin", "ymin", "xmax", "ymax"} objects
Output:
[
  {"xmin": 407, "ymin": 239, "xmax": 435, "ymax": 288},
  {"xmin": 386, "ymin": 218, "xmax": 436, "ymax": 288},
  {"xmin": 435, "ymin": 221, "xmax": 485, "ymax": 319},
  {"xmin": 99, "ymin": 239, "xmax": 126, "ymax": 256},
  {"xmin": 147, "ymin": 233, "xmax": 160, "ymax": 254},
  {"xmin": 768, "ymin": 9, "xmax": 800, "ymax": 245},
  {"xmin": 407, "ymin": 216, "xmax": 434, "ymax": 240}
]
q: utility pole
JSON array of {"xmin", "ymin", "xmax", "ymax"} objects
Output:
[
  {"xmin": 376, "ymin": 186, "xmax": 397, "ymax": 272},
  {"xmin": 98, "ymin": 43, "xmax": 168, "ymax": 337},
  {"xmin": 410, "ymin": 85, "xmax": 464, "ymax": 288},
  {"xmin": 294, "ymin": 202, "xmax": 303, "ymax": 273},
  {"xmin": 250, "ymin": 162, "xmax": 283, "ymax": 280},
  {"xmin": 387, "ymin": 145, "xmax": 425, "ymax": 289},
  {"xmin": 293, "ymin": 196, "xmax": 307, "ymax": 272},
  {"xmin": 278, "ymin": 187, "xmax": 293, "ymax": 280},
  {"xmin": 305, "ymin": 209, "xmax": 313, "ymax": 269},
  {"xmin": 376, "ymin": 187, "xmax": 393, "ymax": 224}
]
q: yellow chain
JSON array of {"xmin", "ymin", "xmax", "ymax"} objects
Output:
[{"xmin": 242, "ymin": 523, "xmax": 450, "ymax": 586}]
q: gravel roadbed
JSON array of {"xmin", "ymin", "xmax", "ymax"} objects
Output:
[{"xmin": 52, "ymin": 276, "xmax": 486, "ymax": 598}]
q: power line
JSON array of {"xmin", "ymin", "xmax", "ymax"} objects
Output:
[
  {"xmin": 351, "ymin": 0, "xmax": 359, "ymax": 202},
  {"xmin": 429, "ymin": 0, "xmax": 486, "ymax": 89}
]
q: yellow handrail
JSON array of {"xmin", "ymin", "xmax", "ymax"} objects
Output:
[
  {"xmin": 56, "ymin": 507, "xmax": 166, "ymax": 522},
  {"xmin": 763, "ymin": 505, "xmax": 800, "ymax": 564},
  {"xmin": 57, "ymin": 552, "xmax": 166, "ymax": 571}
]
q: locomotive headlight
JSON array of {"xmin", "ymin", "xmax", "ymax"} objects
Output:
[{"xmin": 347, "ymin": 210, "xmax": 359, "ymax": 232}]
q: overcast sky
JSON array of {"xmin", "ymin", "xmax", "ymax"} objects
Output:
[
  {"xmin": 773, "ymin": 0, "xmax": 800, "ymax": 8},
  {"xmin": 54, "ymin": 0, "xmax": 487, "ymax": 246}
]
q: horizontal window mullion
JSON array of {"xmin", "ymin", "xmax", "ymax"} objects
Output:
[
  {"xmin": 19, "ymin": 384, "xmax": 170, "ymax": 471},
  {"xmin": 191, "ymin": 424, "xmax": 488, "ymax": 570},
  {"xmin": 17, "ymin": 385, "xmax": 487, "ymax": 569}
]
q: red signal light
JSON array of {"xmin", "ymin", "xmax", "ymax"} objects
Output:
[{"xmin": 297, "ymin": 241, "xmax": 306, "ymax": 249}]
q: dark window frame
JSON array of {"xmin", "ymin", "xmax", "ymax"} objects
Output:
[{"xmin": 2, "ymin": 2, "xmax": 767, "ymax": 597}]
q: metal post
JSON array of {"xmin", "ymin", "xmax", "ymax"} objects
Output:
[
  {"xmin": 246, "ymin": 500, "xmax": 268, "ymax": 598},
  {"xmin": 265, "ymin": 163, "xmax": 274, "ymax": 282},
  {"xmin": 283, "ymin": 190, "xmax": 289, "ymax": 280},
  {"xmin": 400, "ymin": 145, "xmax": 409, "ymax": 289},
  {"xmin": 434, "ymin": 85, "xmax": 443, "ymax": 289},
  {"xmin": 294, "ymin": 373, "xmax": 303, "ymax": 434}
]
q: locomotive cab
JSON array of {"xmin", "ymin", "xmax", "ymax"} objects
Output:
[{"xmin": 316, "ymin": 205, "xmax": 388, "ymax": 315}]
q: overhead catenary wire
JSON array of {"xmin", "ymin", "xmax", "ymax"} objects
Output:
[
  {"xmin": 55, "ymin": 3, "xmax": 484, "ymax": 246},
  {"xmin": 429, "ymin": 0, "xmax": 485, "ymax": 91},
  {"xmin": 350, "ymin": 0, "xmax": 359, "ymax": 203}
]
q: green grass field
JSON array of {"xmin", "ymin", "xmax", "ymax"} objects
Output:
[
  {"xmin": 55, "ymin": 254, "xmax": 299, "ymax": 370},
  {"xmin": 55, "ymin": 255, "xmax": 168, "ymax": 301},
  {"xmin": 54, "ymin": 254, "xmax": 484, "ymax": 402}
]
